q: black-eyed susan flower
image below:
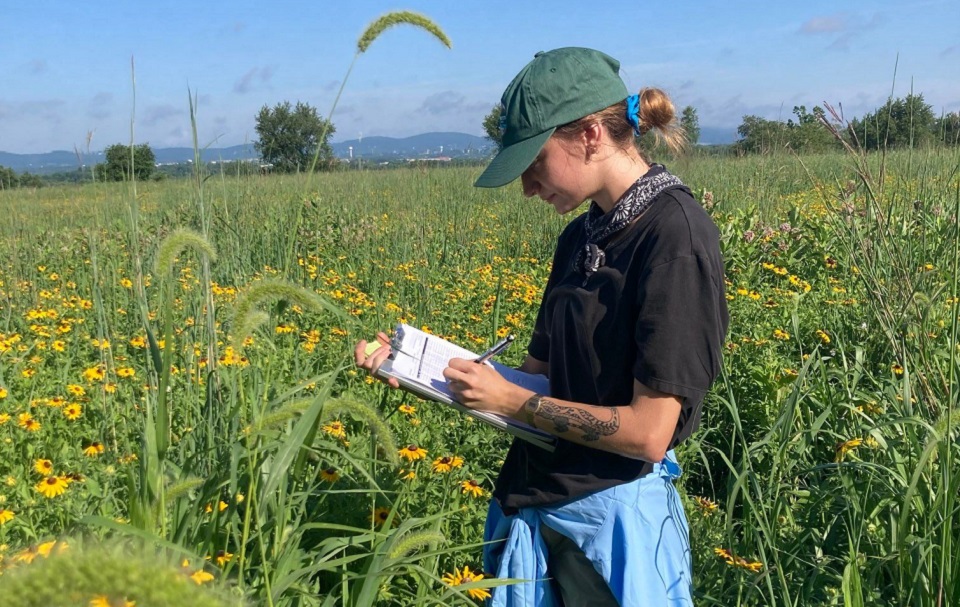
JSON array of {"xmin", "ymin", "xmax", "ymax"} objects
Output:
[
  {"xmin": 0, "ymin": 413, "xmax": 10, "ymax": 425},
  {"xmin": 319, "ymin": 467, "xmax": 340, "ymax": 483},
  {"xmin": 835, "ymin": 438, "xmax": 863, "ymax": 462},
  {"xmin": 67, "ymin": 384, "xmax": 85, "ymax": 397},
  {"xmin": 129, "ymin": 336, "xmax": 146, "ymax": 348},
  {"xmin": 694, "ymin": 496, "xmax": 718, "ymax": 516},
  {"xmin": 0, "ymin": 508, "xmax": 14, "ymax": 525},
  {"xmin": 83, "ymin": 441, "xmax": 105, "ymax": 457},
  {"xmin": 772, "ymin": 329, "xmax": 790, "ymax": 341},
  {"xmin": 63, "ymin": 403, "xmax": 82, "ymax": 421},
  {"xmin": 0, "ymin": 386, "xmax": 7, "ymax": 399},
  {"xmin": 210, "ymin": 550, "xmax": 233, "ymax": 567},
  {"xmin": 892, "ymin": 363, "xmax": 904, "ymax": 375},
  {"xmin": 815, "ymin": 329, "xmax": 831, "ymax": 344},
  {"xmin": 398, "ymin": 404, "xmax": 416, "ymax": 416},
  {"xmin": 442, "ymin": 565, "xmax": 491, "ymax": 600},
  {"xmin": 34, "ymin": 459, "xmax": 54, "ymax": 475},
  {"xmin": 190, "ymin": 569, "xmax": 215, "ymax": 584},
  {"xmin": 83, "ymin": 365, "xmax": 105, "ymax": 382},
  {"xmin": 36, "ymin": 476, "xmax": 68, "ymax": 498},
  {"xmin": 398, "ymin": 444, "xmax": 427, "ymax": 462},
  {"xmin": 116, "ymin": 367, "xmax": 136, "ymax": 378},
  {"xmin": 321, "ymin": 421, "xmax": 347, "ymax": 440},
  {"xmin": 399, "ymin": 469, "xmax": 416, "ymax": 481},
  {"xmin": 461, "ymin": 479, "xmax": 485, "ymax": 498},
  {"xmin": 371, "ymin": 507, "xmax": 392, "ymax": 528},
  {"xmin": 432, "ymin": 455, "xmax": 464, "ymax": 473},
  {"xmin": 18, "ymin": 413, "xmax": 41, "ymax": 432}
]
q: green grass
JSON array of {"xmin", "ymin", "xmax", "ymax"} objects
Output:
[{"xmin": 0, "ymin": 147, "xmax": 959, "ymax": 605}]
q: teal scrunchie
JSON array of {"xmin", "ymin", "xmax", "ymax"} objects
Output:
[{"xmin": 625, "ymin": 94, "xmax": 641, "ymax": 136}]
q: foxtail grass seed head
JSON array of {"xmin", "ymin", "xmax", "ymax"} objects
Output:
[
  {"xmin": 387, "ymin": 530, "xmax": 446, "ymax": 560},
  {"xmin": 155, "ymin": 228, "xmax": 217, "ymax": 277},
  {"xmin": 357, "ymin": 11, "xmax": 451, "ymax": 54},
  {"xmin": 323, "ymin": 395, "xmax": 399, "ymax": 465},
  {"xmin": 231, "ymin": 279, "xmax": 348, "ymax": 349}
]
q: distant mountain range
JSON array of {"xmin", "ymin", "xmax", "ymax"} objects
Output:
[
  {"xmin": 1, "ymin": 128, "xmax": 738, "ymax": 174},
  {"xmin": 0, "ymin": 132, "xmax": 496, "ymax": 174}
]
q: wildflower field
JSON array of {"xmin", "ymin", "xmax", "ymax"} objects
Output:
[{"xmin": 0, "ymin": 148, "xmax": 958, "ymax": 606}]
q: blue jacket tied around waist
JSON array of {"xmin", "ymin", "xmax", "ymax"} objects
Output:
[{"xmin": 483, "ymin": 452, "xmax": 692, "ymax": 606}]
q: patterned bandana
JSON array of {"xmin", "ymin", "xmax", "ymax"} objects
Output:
[{"xmin": 575, "ymin": 164, "xmax": 685, "ymax": 282}]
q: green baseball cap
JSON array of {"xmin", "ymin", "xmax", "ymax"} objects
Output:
[{"xmin": 475, "ymin": 47, "xmax": 629, "ymax": 188}]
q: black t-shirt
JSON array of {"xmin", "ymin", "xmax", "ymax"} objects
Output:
[{"xmin": 493, "ymin": 177, "xmax": 729, "ymax": 511}]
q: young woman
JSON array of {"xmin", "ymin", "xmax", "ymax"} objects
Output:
[{"xmin": 357, "ymin": 47, "xmax": 728, "ymax": 606}]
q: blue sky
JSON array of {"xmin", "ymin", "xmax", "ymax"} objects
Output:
[{"xmin": 1, "ymin": 0, "xmax": 957, "ymax": 153}]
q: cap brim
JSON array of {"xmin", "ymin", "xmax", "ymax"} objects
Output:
[{"xmin": 474, "ymin": 128, "xmax": 555, "ymax": 188}]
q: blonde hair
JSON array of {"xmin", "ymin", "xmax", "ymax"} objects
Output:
[{"xmin": 555, "ymin": 87, "xmax": 687, "ymax": 157}]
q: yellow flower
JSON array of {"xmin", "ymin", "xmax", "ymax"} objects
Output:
[
  {"xmin": 36, "ymin": 476, "xmax": 69, "ymax": 498},
  {"xmin": 129, "ymin": 336, "xmax": 146, "ymax": 348},
  {"xmin": 399, "ymin": 469, "xmax": 417, "ymax": 481},
  {"xmin": 371, "ymin": 506, "xmax": 392, "ymax": 528},
  {"xmin": 211, "ymin": 550, "xmax": 233, "ymax": 567},
  {"xmin": 51, "ymin": 340, "xmax": 66, "ymax": 352},
  {"xmin": 461, "ymin": 479, "xmax": 485, "ymax": 498},
  {"xmin": 320, "ymin": 467, "xmax": 340, "ymax": 483},
  {"xmin": 772, "ymin": 329, "xmax": 790, "ymax": 341},
  {"xmin": 398, "ymin": 404, "xmax": 416, "ymax": 416},
  {"xmin": 694, "ymin": 496, "xmax": 718, "ymax": 515},
  {"xmin": 398, "ymin": 444, "xmax": 428, "ymax": 461},
  {"xmin": 190, "ymin": 569, "xmax": 215, "ymax": 585},
  {"xmin": 0, "ymin": 508, "xmax": 14, "ymax": 525},
  {"xmin": 0, "ymin": 413, "xmax": 10, "ymax": 425},
  {"xmin": 321, "ymin": 421, "xmax": 347, "ymax": 440},
  {"xmin": 835, "ymin": 438, "xmax": 863, "ymax": 462},
  {"xmin": 0, "ymin": 386, "xmax": 7, "ymax": 399},
  {"xmin": 83, "ymin": 441, "xmax": 105, "ymax": 457},
  {"xmin": 442, "ymin": 565, "xmax": 491, "ymax": 600},
  {"xmin": 83, "ymin": 365, "xmax": 105, "ymax": 382},
  {"xmin": 34, "ymin": 459, "xmax": 54, "ymax": 475},
  {"xmin": 891, "ymin": 363, "xmax": 904, "ymax": 375},
  {"xmin": 117, "ymin": 367, "xmax": 136, "ymax": 378},
  {"xmin": 432, "ymin": 455, "xmax": 464, "ymax": 473},
  {"xmin": 64, "ymin": 403, "xmax": 82, "ymax": 421},
  {"xmin": 815, "ymin": 329, "xmax": 831, "ymax": 344},
  {"xmin": 67, "ymin": 384, "xmax": 85, "ymax": 396},
  {"xmin": 19, "ymin": 412, "xmax": 41, "ymax": 432}
]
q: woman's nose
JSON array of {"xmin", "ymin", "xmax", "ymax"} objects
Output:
[{"xmin": 520, "ymin": 171, "xmax": 539, "ymax": 198}]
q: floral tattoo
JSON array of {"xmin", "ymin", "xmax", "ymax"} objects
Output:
[{"xmin": 525, "ymin": 395, "xmax": 620, "ymax": 442}]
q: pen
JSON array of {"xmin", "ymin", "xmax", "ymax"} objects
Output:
[{"xmin": 474, "ymin": 334, "xmax": 515, "ymax": 364}]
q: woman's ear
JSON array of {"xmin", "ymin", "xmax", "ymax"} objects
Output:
[{"xmin": 582, "ymin": 120, "xmax": 603, "ymax": 159}]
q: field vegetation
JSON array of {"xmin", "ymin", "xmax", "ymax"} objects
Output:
[{"xmin": 0, "ymin": 142, "xmax": 958, "ymax": 606}]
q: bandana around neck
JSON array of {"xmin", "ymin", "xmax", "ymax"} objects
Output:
[{"xmin": 575, "ymin": 164, "xmax": 685, "ymax": 282}]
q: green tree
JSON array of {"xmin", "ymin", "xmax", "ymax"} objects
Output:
[
  {"xmin": 97, "ymin": 143, "xmax": 156, "ymax": 181},
  {"xmin": 849, "ymin": 94, "xmax": 937, "ymax": 150},
  {"xmin": 935, "ymin": 111, "xmax": 960, "ymax": 146},
  {"xmin": 786, "ymin": 105, "xmax": 838, "ymax": 152},
  {"xmin": 0, "ymin": 165, "xmax": 17, "ymax": 189},
  {"xmin": 680, "ymin": 106, "xmax": 700, "ymax": 145},
  {"xmin": 736, "ymin": 115, "xmax": 789, "ymax": 153},
  {"xmin": 482, "ymin": 104, "xmax": 503, "ymax": 150},
  {"xmin": 254, "ymin": 101, "xmax": 336, "ymax": 173}
]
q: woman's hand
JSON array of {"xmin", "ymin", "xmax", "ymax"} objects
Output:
[
  {"xmin": 443, "ymin": 358, "xmax": 533, "ymax": 420},
  {"xmin": 354, "ymin": 332, "xmax": 400, "ymax": 389}
]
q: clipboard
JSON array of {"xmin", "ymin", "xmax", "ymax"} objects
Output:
[{"xmin": 374, "ymin": 324, "xmax": 556, "ymax": 451}]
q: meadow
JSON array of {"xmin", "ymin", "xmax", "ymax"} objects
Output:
[{"xmin": 0, "ymin": 147, "xmax": 958, "ymax": 606}]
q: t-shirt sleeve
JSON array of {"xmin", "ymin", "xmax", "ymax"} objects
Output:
[{"xmin": 632, "ymin": 253, "xmax": 726, "ymax": 402}]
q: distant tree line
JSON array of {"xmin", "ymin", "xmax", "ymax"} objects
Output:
[
  {"xmin": 0, "ymin": 165, "xmax": 43, "ymax": 189},
  {"xmin": 481, "ymin": 94, "xmax": 958, "ymax": 156},
  {"xmin": 736, "ymin": 94, "xmax": 959, "ymax": 154}
]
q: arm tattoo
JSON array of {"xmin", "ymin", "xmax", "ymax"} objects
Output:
[{"xmin": 526, "ymin": 395, "xmax": 620, "ymax": 442}]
